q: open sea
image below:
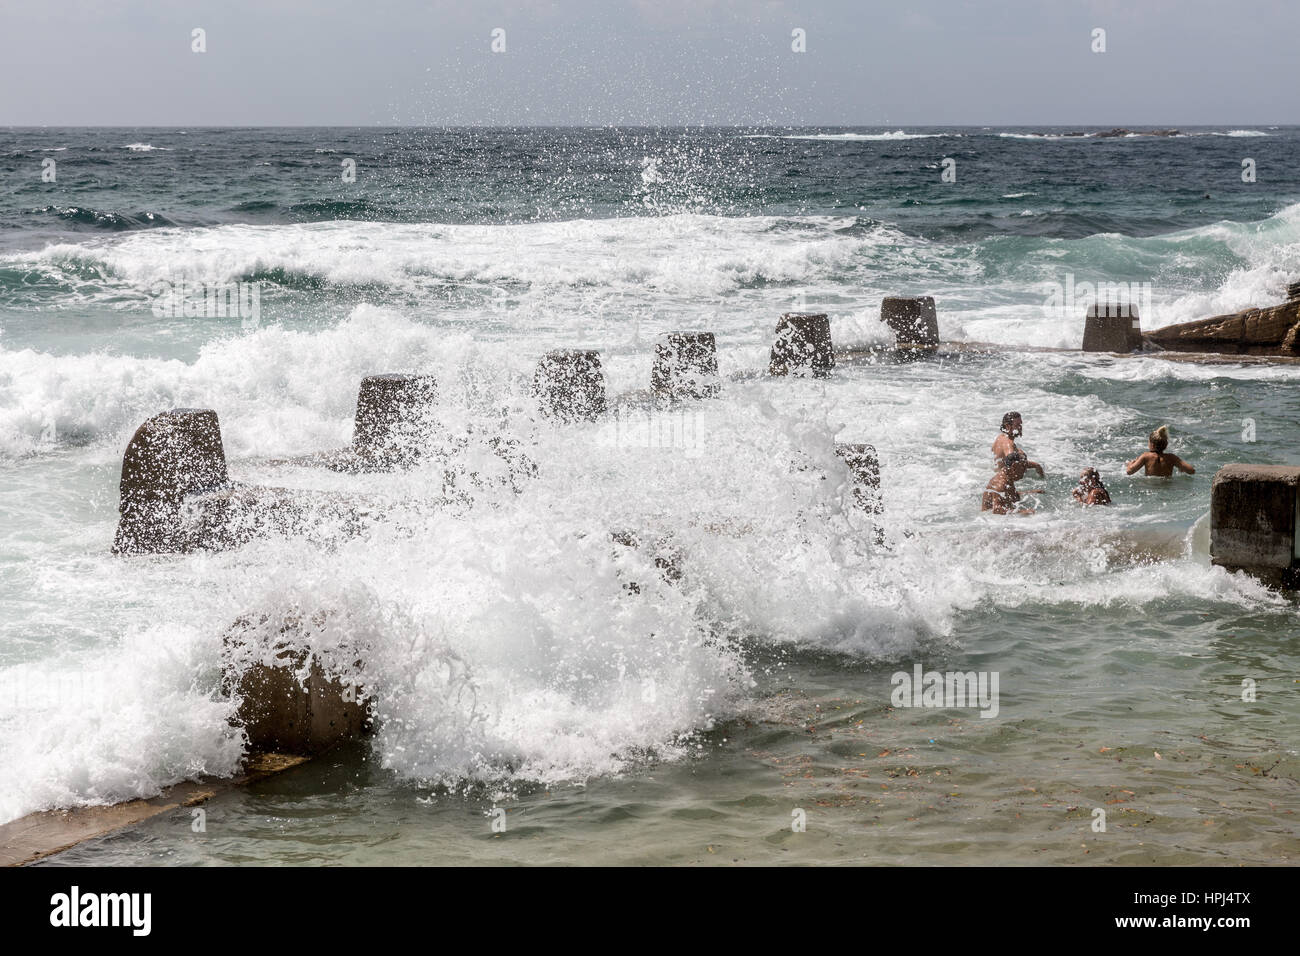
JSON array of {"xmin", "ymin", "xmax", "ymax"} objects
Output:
[{"xmin": 1, "ymin": 126, "xmax": 1297, "ymax": 865}]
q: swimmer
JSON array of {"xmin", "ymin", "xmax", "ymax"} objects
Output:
[
  {"xmin": 992, "ymin": 411, "xmax": 1045, "ymax": 477},
  {"xmin": 1072, "ymin": 468, "xmax": 1112, "ymax": 505},
  {"xmin": 1125, "ymin": 425, "xmax": 1195, "ymax": 477},
  {"xmin": 982, "ymin": 450, "xmax": 1041, "ymax": 515}
]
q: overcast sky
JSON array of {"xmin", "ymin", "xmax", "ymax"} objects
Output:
[{"xmin": 2, "ymin": 0, "xmax": 1295, "ymax": 126}]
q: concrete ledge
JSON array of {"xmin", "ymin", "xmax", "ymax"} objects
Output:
[{"xmin": 0, "ymin": 753, "xmax": 308, "ymax": 867}]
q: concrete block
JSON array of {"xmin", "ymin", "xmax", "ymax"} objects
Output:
[
  {"xmin": 225, "ymin": 617, "xmax": 370, "ymax": 757},
  {"xmin": 352, "ymin": 373, "xmax": 438, "ymax": 465},
  {"xmin": 1210, "ymin": 464, "xmax": 1300, "ymax": 587},
  {"xmin": 881, "ymin": 296, "xmax": 939, "ymax": 350},
  {"xmin": 769, "ymin": 313, "xmax": 833, "ymax": 377},
  {"xmin": 534, "ymin": 349, "xmax": 606, "ymax": 421},
  {"xmin": 112, "ymin": 408, "xmax": 230, "ymax": 554},
  {"xmin": 651, "ymin": 331, "xmax": 720, "ymax": 402},
  {"xmin": 1083, "ymin": 303, "xmax": 1143, "ymax": 352}
]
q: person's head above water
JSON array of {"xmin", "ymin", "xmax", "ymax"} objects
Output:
[
  {"xmin": 1001, "ymin": 412, "xmax": 1023, "ymax": 437},
  {"xmin": 1149, "ymin": 425, "xmax": 1170, "ymax": 453},
  {"xmin": 1078, "ymin": 467, "xmax": 1102, "ymax": 486}
]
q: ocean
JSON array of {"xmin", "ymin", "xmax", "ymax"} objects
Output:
[{"xmin": 1, "ymin": 126, "xmax": 1297, "ymax": 865}]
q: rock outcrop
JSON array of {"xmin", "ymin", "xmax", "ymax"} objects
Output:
[{"xmin": 1145, "ymin": 296, "xmax": 1300, "ymax": 356}]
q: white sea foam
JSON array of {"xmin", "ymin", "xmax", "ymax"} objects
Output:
[
  {"xmin": 4, "ymin": 198, "xmax": 1300, "ymax": 820},
  {"xmin": 782, "ymin": 130, "xmax": 950, "ymax": 141}
]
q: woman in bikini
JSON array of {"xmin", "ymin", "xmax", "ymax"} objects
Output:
[
  {"xmin": 982, "ymin": 451, "xmax": 1039, "ymax": 515},
  {"xmin": 992, "ymin": 411, "xmax": 1045, "ymax": 477},
  {"xmin": 1125, "ymin": 425, "xmax": 1195, "ymax": 477}
]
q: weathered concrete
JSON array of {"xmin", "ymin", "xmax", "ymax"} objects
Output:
[
  {"xmin": 881, "ymin": 296, "xmax": 939, "ymax": 351},
  {"xmin": 352, "ymin": 373, "xmax": 438, "ymax": 464},
  {"xmin": 652, "ymin": 331, "xmax": 720, "ymax": 402},
  {"xmin": 112, "ymin": 408, "xmax": 231, "ymax": 554},
  {"xmin": 769, "ymin": 313, "xmax": 834, "ymax": 377},
  {"xmin": 0, "ymin": 753, "xmax": 307, "ymax": 867},
  {"xmin": 835, "ymin": 443, "xmax": 881, "ymax": 510},
  {"xmin": 1082, "ymin": 303, "xmax": 1143, "ymax": 352},
  {"xmin": 113, "ymin": 409, "xmax": 388, "ymax": 554},
  {"xmin": 224, "ymin": 616, "xmax": 371, "ymax": 757},
  {"xmin": 1210, "ymin": 464, "xmax": 1300, "ymax": 588},
  {"xmin": 534, "ymin": 349, "xmax": 607, "ymax": 421},
  {"xmin": 835, "ymin": 442, "xmax": 884, "ymax": 543},
  {"xmin": 1145, "ymin": 298, "xmax": 1300, "ymax": 356}
]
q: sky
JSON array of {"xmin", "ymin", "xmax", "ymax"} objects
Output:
[{"xmin": 1, "ymin": 0, "xmax": 1295, "ymax": 126}]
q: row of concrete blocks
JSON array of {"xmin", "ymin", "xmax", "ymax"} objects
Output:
[
  {"xmin": 112, "ymin": 368, "xmax": 883, "ymax": 759},
  {"xmin": 535, "ymin": 295, "xmax": 942, "ymax": 422},
  {"xmin": 114, "ymin": 298, "xmax": 937, "ymax": 552}
]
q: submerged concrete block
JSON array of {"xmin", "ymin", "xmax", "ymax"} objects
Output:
[
  {"xmin": 1210, "ymin": 464, "xmax": 1300, "ymax": 587},
  {"xmin": 1083, "ymin": 303, "xmax": 1143, "ymax": 352},
  {"xmin": 651, "ymin": 331, "xmax": 720, "ymax": 402},
  {"xmin": 769, "ymin": 313, "xmax": 834, "ymax": 377},
  {"xmin": 534, "ymin": 349, "xmax": 606, "ymax": 422},
  {"xmin": 225, "ymin": 616, "xmax": 370, "ymax": 757},
  {"xmin": 352, "ymin": 373, "xmax": 438, "ymax": 465},
  {"xmin": 881, "ymin": 296, "xmax": 939, "ymax": 351},
  {"xmin": 231, "ymin": 656, "xmax": 368, "ymax": 757},
  {"xmin": 112, "ymin": 408, "xmax": 231, "ymax": 554}
]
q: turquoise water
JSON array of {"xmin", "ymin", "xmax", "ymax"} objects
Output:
[{"xmin": 2, "ymin": 127, "xmax": 1297, "ymax": 864}]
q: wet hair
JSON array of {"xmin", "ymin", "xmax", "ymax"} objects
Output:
[
  {"xmin": 1001, "ymin": 411, "xmax": 1022, "ymax": 433},
  {"xmin": 1078, "ymin": 468, "xmax": 1104, "ymax": 487},
  {"xmin": 1149, "ymin": 425, "xmax": 1169, "ymax": 453},
  {"xmin": 1001, "ymin": 450, "xmax": 1028, "ymax": 470}
]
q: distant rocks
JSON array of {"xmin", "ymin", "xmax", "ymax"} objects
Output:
[
  {"xmin": 1091, "ymin": 128, "xmax": 1181, "ymax": 138},
  {"xmin": 1019, "ymin": 128, "xmax": 1183, "ymax": 139}
]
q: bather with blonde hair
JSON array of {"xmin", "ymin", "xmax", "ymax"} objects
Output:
[{"xmin": 1125, "ymin": 425, "xmax": 1195, "ymax": 477}]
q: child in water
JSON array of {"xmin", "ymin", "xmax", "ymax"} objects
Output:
[
  {"xmin": 1125, "ymin": 425, "xmax": 1195, "ymax": 477},
  {"xmin": 1072, "ymin": 468, "xmax": 1112, "ymax": 505}
]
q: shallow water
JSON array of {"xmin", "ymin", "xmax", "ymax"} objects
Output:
[{"xmin": 2, "ymin": 127, "xmax": 1298, "ymax": 864}]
